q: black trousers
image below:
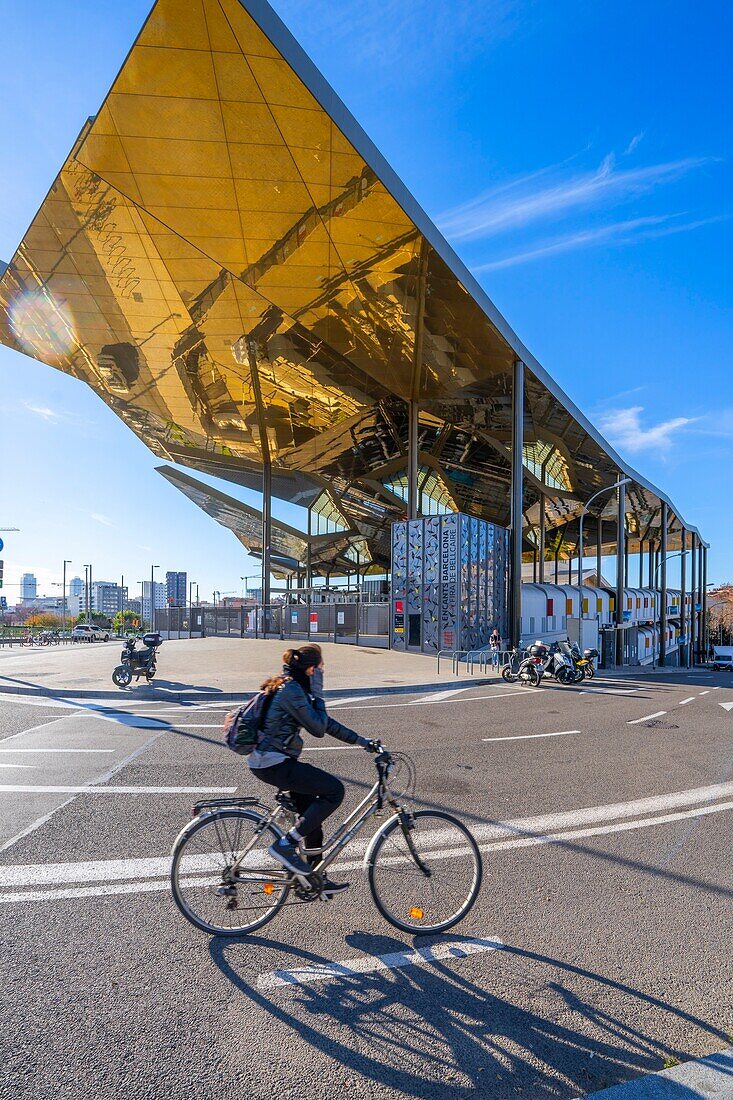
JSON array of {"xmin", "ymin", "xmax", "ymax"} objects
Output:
[{"xmin": 253, "ymin": 757, "xmax": 345, "ymax": 856}]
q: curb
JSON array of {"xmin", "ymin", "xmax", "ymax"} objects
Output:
[
  {"xmin": 573, "ymin": 1046, "xmax": 733, "ymax": 1098},
  {"xmin": 0, "ymin": 676, "xmax": 494, "ymax": 704}
]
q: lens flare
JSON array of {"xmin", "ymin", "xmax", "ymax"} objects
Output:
[{"xmin": 8, "ymin": 289, "xmax": 76, "ymax": 364}]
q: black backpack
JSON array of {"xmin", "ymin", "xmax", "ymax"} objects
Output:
[{"xmin": 223, "ymin": 691, "xmax": 274, "ymax": 756}]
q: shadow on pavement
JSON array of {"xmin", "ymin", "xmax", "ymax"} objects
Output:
[{"xmin": 209, "ymin": 932, "xmax": 729, "ymax": 1098}]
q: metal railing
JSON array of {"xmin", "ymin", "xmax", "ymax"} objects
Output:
[{"xmin": 437, "ymin": 647, "xmax": 518, "ymax": 676}]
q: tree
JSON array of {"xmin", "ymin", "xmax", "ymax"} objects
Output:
[
  {"xmin": 708, "ymin": 585, "xmax": 733, "ymax": 646},
  {"xmin": 75, "ymin": 610, "xmax": 112, "ymax": 628},
  {"xmin": 26, "ymin": 613, "xmax": 63, "ymax": 631},
  {"xmin": 113, "ymin": 610, "xmax": 140, "ymax": 634}
]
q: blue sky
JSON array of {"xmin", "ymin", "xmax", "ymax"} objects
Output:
[{"xmin": 1, "ymin": 0, "xmax": 731, "ymax": 600}]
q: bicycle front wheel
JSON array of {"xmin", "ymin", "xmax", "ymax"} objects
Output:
[
  {"xmin": 171, "ymin": 808, "xmax": 289, "ymax": 936},
  {"xmin": 368, "ymin": 810, "xmax": 482, "ymax": 934}
]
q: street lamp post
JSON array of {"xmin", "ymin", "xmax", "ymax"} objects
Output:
[
  {"xmin": 150, "ymin": 564, "xmax": 159, "ymax": 632},
  {"xmin": 577, "ymin": 479, "xmax": 631, "ymax": 651},
  {"xmin": 62, "ymin": 559, "xmax": 72, "ymax": 634},
  {"xmin": 83, "ymin": 564, "xmax": 92, "ymax": 623},
  {"xmin": 189, "ymin": 580, "xmax": 196, "ymax": 639},
  {"xmin": 651, "ymin": 550, "xmax": 688, "ymax": 669}
]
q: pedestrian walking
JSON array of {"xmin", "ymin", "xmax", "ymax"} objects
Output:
[{"xmin": 490, "ymin": 627, "xmax": 501, "ymax": 669}]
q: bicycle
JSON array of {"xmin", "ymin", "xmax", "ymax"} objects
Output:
[{"xmin": 170, "ymin": 745, "xmax": 482, "ymax": 938}]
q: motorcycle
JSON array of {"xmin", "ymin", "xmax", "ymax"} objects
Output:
[
  {"xmin": 525, "ymin": 640, "xmax": 583, "ymax": 685},
  {"xmin": 501, "ymin": 646, "xmax": 542, "ymax": 687},
  {"xmin": 568, "ymin": 642, "xmax": 599, "ymax": 680},
  {"xmin": 112, "ymin": 632, "xmax": 163, "ymax": 688}
]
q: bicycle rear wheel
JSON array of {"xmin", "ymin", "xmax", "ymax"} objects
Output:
[
  {"xmin": 171, "ymin": 808, "xmax": 289, "ymax": 936},
  {"xmin": 368, "ymin": 810, "xmax": 482, "ymax": 934}
]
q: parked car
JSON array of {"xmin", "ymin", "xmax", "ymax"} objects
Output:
[
  {"xmin": 71, "ymin": 624, "xmax": 110, "ymax": 643},
  {"xmin": 710, "ymin": 654, "xmax": 733, "ymax": 671}
]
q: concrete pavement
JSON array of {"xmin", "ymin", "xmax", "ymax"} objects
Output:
[{"xmin": 0, "ymin": 636, "xmax": 488, "ymax": 701}]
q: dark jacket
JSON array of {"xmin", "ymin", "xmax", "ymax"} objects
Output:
[{"xmin": 256, "ymin": 677, "xmax": 361, "ymax": 760}]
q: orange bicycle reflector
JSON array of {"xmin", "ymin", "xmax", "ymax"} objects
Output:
[
  {"xmin": 409, "ymin": 906, "xmax": 424, "ymax": 920},
  {"xmin": 263, "ymin": 883, "xmax": 275, "ymax": 895}
]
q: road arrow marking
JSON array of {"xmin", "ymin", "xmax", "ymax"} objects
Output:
[{"xmin": 718, "ymin": 702, "xmax": 733, "ymax": 712}]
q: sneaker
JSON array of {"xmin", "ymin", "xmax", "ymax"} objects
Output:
[
  {"xmin": 268, "ymin": 836, "xmax": 312, "ymax": 879},
  {"xmin": 321, "ymin": 876, "xmax": 350, "ymax": 899}
]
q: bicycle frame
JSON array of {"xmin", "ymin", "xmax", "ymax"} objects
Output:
[{"xmin": 227, "ymin": 762, "xmax": 402, "ymax": 881}]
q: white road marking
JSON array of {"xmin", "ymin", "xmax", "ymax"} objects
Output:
[
  {"xmin": 4, "ymin": 780, "xmax": 732, "ymax": 898},
  {"xmin": 0, "ymin": 748, "xmax": 114, "ymax": 754},
  {"xmin": 303, "ymin": 746, "xmax": 356, "ymax": 752},
  {"xmin": 579, "ymin": 688, "xmax": 638, "ymax": 697},
  {"xmin": 482, "ymin": 730, "xmax": 580, "ymax": 742},
  {"xmin": 628, "ymin": 711, "xmax": 667, "ymax": 725},
  {"xmin": 718, "ymin": 702, "xmax": 733, "ymax": 713},
  {"xmin": 0, "ymin": 730, "xmax": 167, "ymax": 854},
  {"xmin": 168, "ymin": 724, "xmax": 222, "ymax": 728},
  {"xmin": 409, "ymin": 688, "xmax": 468, "ymax": 705},
  {"xmin": 699, "ymin": 690, "xmax": 711, "ymax": 696},
  {"xmin": 0, "ymin": 714, "xmax": 80, "ymax": 743},
  {"xmin": 0, "ymin": 762, "xmax": 34, "ymax": 769},
  {"xmin": 4, "ymin": 799, "xmax": 731, "ymax": 905},
  {"xmin": 257, "ymin": 937, "xmax": 504, "ymax": 991},
  {"xmin": 339, "ymin": 690, "xmax": 539, "ymax": 711},
  {"xmin": 328, "ymin": 695, "xmax": 380, "ymax": 709},
  {"xmin": 0, "ymin": 784, "xmax": 237, "ymax": 795},
  {"xmin": 679, "ymin": 697, "xmax": 696, "ymax": 705}
]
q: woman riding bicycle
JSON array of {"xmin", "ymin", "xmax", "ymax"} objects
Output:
[{"xmin": 248, "ymin": 644, "xmax": 377, "ymax": 896}]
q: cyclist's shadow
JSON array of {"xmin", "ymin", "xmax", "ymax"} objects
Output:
[{"xmin": 209, "ymin": 931, "xmax": 724, "ymax": 1098}]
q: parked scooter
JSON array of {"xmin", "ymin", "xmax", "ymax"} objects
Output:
[
  {"xmin": 501, "ymin": 645, "xmax": 542, "ymax": 687},
  {"xmin": 112, "ymin": 632, "xmax": 163, "ymax": 687}
]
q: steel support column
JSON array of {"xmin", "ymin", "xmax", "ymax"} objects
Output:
[
  {"xmin": 659, "ymin": 502, "xmax": 668, "ymax": 666},
  {"xmin": 624, "ymin": 535, "xmax": 630, "ymax": 588},
  {"xmin": 648, "ymin": 541, "xmax": 654, "ymax": 589},
  {"xmin": 697, "ymin": 538, "xmax": 704, "ymax": 662},
  {"xmin": 690, "ymin": 533, "xmax": 697, "ymax": 664},
  {"xmin": 407, "ymin": 400, "xmax": 420, "ymax": 521},
  {"xmin": 638, "ymin": 539, "xmax": 644, "ymax": 588},
  {"xmin": 680, "ymin": 529, "xmax": 688, "ymax": 667},
  {"xmin": 538, "ymin": 501, "xmax": 546, "ymax": 583},
  {"xmin": 615, "ymin": 481, "xmax": 626, "ymax": 666},
  {"xmin": 596, "ymin": 519, "xmax": 603, "ymax": 586},
  {"xmin": 510, "ymin": 359, "xmax": 524, "ymax": 648},
  {"xmin": 247, "ymin": 338, "xmax": 272, "ymax": 630},
  {"xmin": 699, "ymin": 543, "xmax": 704, "ymax": 655}
]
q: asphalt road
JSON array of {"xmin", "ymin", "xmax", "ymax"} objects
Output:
[{"xmin": 1, "ymin": 667, "xmax": 731, "ymax": 1100}]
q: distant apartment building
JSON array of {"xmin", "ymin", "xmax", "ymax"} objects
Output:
[
  {"xmin": 68, "ymin": 576, "xmax": 84, "ymax": 598},
  {"xmin": 20, "ymin": 573, "xmax": 37, "ymax": 600},
  {"xmin": 67, "ymin": 594, "xmax": 84, "ymax": 617},
  {"xmin": 141, "ymin": 581, "xmax": 166, "ymax": 626},
  {"xmin": 91, "ymin": 581, "xmax": 128, "ymax": 618},
  {"xmin": 165, "ymin": 571, "xmax": 187, "ymax": 607}
]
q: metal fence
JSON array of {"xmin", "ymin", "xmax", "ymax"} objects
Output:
[{"xmin": 155, "ymin": 601, "xmax": 389, "ymax": 647}]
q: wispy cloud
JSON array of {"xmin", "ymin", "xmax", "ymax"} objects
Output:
[
  {"xmin": 273, "ymin": 0, "xmax": 522, "ymax": 67},
  {"xmin": 624, "ymin": 131, "xmax": 645, "ymax": 156},
  {"xmin": 24, "ymin": 401, "xmax": 60, "ymax": 423},
  {"xmin": 598, "ymin": 406, "xmax": 697, "ymax": 456},
  {"xmin": 438, "ymin": 152, "xmax": 714, "ymax": 241},
  {"xmin": 91, "ymin": 512, "xmax": 115, "ymax": 528},
  {"xmin": 473, "ymin": 213, "xmax": 723, "ymax": 271}
]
